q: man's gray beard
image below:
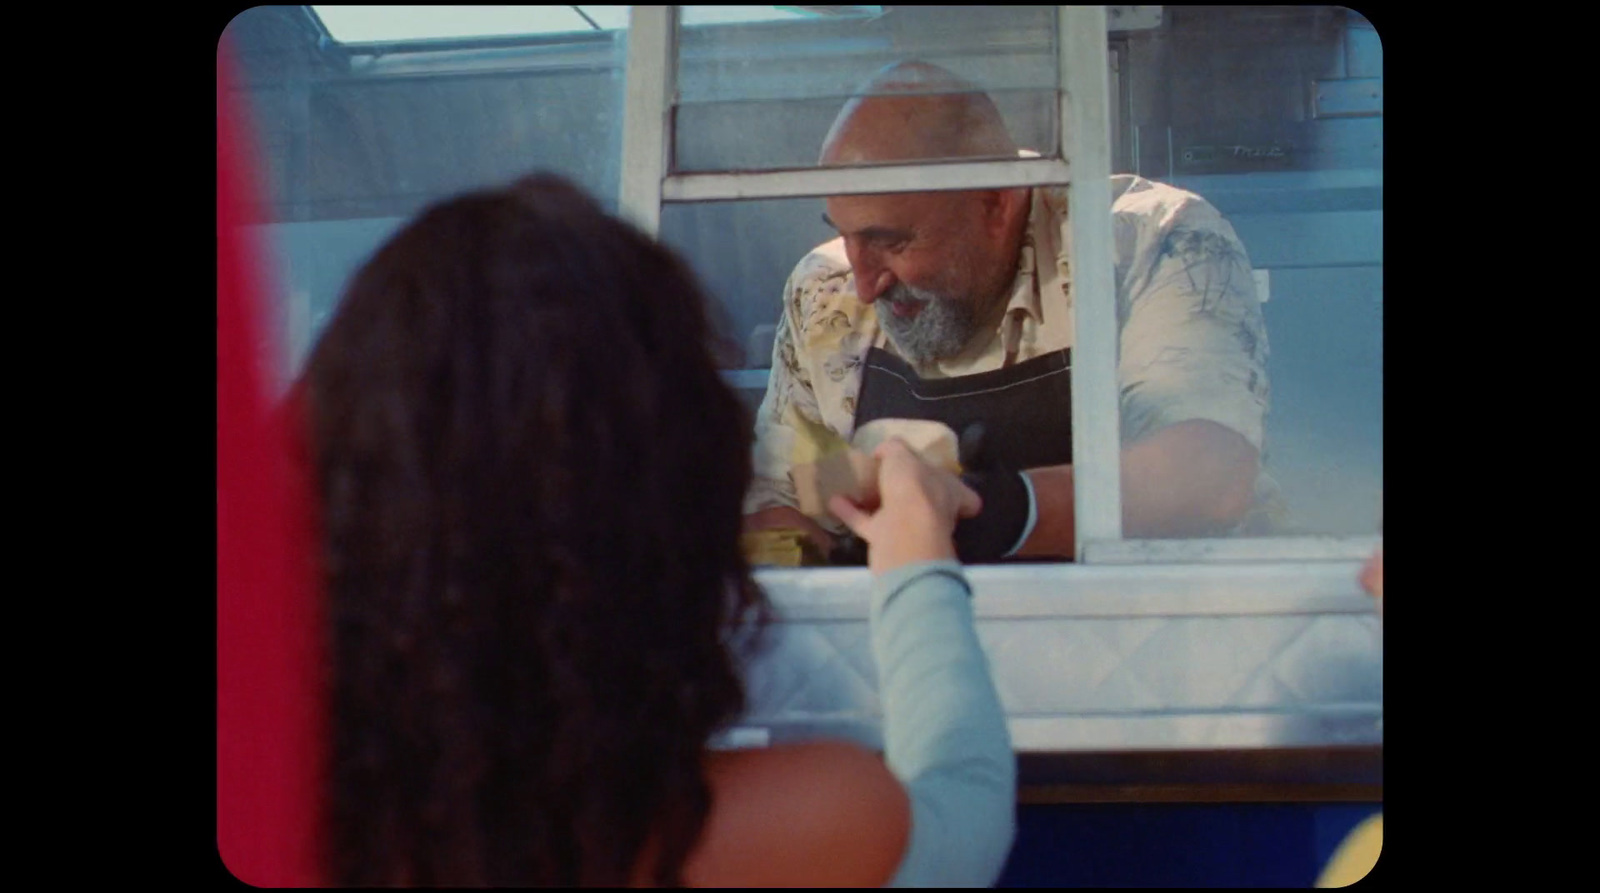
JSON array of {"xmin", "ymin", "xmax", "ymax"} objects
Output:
[{"xmin": 877, "ymin": 281, "xmax": 983, "ymax": 367}]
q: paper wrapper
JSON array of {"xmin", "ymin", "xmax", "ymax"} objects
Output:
[
  {"xmin": 793, "ymin": 418, "xmax": 962, "ymax": 520},
  {"xmin": 740, "ymin": 528, "xmax": 828, "ymax": 567}
]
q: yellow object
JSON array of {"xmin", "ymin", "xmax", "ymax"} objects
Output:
[
  {"xmin": 1315, "ymin": 814, "xmax": 1381, "ymax": 887},
  {"xmin": 741, "ymin": 529, "xmax": 827, "ymax": 567},
  {"xmin": 786, "ymin": 403, "xmax": 852, "ymax": 467}
]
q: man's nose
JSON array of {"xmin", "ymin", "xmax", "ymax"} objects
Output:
[{"xmin": 848, "ymin": 248, "xmax": 894, "ymax": 304}]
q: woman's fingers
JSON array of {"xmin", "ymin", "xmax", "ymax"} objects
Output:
[
  {"xmin": 873, "ymin": 435, "xmax": 979, "ymax": 522},
  {"xmin": 829, "ymin": 494, "xmax": 873, "ymax": 538},
  {"xmin": 1359, "ymin": 547, "xmax": 1383, "ymax": 602},
  {"xmin": 871, "ymin": 437, "xmax": 907, "ymax": 462},
  {"xmin": 955, "ymin": 479, "xmax": 983, "ymax": 519}
]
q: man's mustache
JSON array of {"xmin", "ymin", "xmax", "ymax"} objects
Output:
[{"xmin": 883, "ymin": 283, "xmax": 933, "ymax": 309}]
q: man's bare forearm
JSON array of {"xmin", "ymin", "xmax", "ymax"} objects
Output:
[
  {"xmin": 1014, "ymin": 420, "xmax": 1259, "ymax": 557},
  {"xmin": 1011, "ymin": 465, "xmax": 1076, "ymax": 558},
  {"xmin": 1121, "ymin": 420, "xmax": 1258, "ymax": 537}
]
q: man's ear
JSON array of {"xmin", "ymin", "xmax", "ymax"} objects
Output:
[{"xmin": 981, "ymin": 187, "xmax": 1029, "ymax": 236}]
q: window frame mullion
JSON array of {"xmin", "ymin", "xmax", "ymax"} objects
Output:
[
  {"xmin": 1059, "ymin": 5, "xmax": 1123, "ymax": 559},
  {"xmin": 618, "ymin": 6, "xmax": 677, "ymax": 236}
]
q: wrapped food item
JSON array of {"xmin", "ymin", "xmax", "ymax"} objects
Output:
[
  {"xmin": 792, "ymin": 418, "xmax": 962, "ymax": 520},
  {"xmin": 740, "ymin": 528, "xmax": 829, "ymax": 567},
  {"xmin": 851, "ymin": 418, "xmax": 961, "ymax": 471}
]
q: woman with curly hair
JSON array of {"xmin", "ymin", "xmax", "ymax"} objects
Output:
[{"xmin": 299, "ymin": 173, "xmax": 1015, "ymax": 886}]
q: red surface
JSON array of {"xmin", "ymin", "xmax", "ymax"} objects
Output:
[{"xmin": 216, "ymin": 43, "xmax": 326, "ymax": 887}]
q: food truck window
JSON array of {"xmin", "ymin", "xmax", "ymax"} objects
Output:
[
  {"xmin": 223, "ymin": 6, "xmax": 1381, "ymax": 566},
  {"xmin": 1092, "ymin": 5, "xmax": 1382, "ymax": 560},
  {"xmin": 651, "ymin": 7, "xmax": 1381, "ymax": 565}
]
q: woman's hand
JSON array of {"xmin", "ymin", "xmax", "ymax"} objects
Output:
[
  {"xmin": 1359, "ymin": 547, "xmax": 1383, "ymax": 618},
  {"xmin": 828, "ymin": 438, "xmax": 982, "ymax": 575}
]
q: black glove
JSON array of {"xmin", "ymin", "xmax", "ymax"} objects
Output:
[
  {"xmin": 828, "ymin": 530, "xmax": 870, "ymax": 566},
  {"xmin": 952, "ymin": 423, "xmax": 1033, "ymax": 563}
]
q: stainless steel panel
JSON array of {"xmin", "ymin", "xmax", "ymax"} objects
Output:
[{"xmin": 729, "ymin": 561, "xmax": 1382, "ymax": 756}]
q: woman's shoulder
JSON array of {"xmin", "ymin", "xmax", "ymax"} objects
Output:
[{"xmin": 680, "ymin": 739, "xmax": 911, "ymax": 887}]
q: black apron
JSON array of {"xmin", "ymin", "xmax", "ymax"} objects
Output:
[
  {"xmin": 851, "ymin": 345, "xmax": 1075, "ymax": 469},
  {"xmin": 825, "ymin": 345, "xmax": 1075, "ymax": 565}
]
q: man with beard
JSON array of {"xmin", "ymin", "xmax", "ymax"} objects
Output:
[{"xmin": 745, "ymin": 61, "xmax": 1277, "ymax": 563}]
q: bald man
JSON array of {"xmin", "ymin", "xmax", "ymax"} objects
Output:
[{"xmin": 745, "ymin": 61, "xmax": 1279, "ymax": 562}]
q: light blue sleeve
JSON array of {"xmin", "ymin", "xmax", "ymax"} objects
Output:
[{"xmin": 870, "ymin": 559, "xmax": 1017, "ymax": 887}]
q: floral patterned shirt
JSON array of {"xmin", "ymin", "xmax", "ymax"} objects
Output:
[{"xmin": 745, "ymin": 175, "xmax": 1274, "ymax": 530}]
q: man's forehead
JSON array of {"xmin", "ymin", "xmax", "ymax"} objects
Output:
[
  {"xmin": 824, "ymin": 191, "xmax": 966, "ymax": 231},
  {"xmin": 822, "ymin": 193, "xmax": 916, "ymax": 236}
]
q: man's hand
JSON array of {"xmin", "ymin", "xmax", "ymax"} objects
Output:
[
  {"xmin": 952, "ymin": 468, "xmax": 1033, "ymax": 563},
  {"xmin": 949, "ymin": 422, "xmax": 1034, "ymax": 563},
  {"xmin": 743, "ymin": 506, "xmax": 838, "ymax": 556},
  {"xmin": 827, "ymin": 438, "xmax": 982, "ymax": 575}
]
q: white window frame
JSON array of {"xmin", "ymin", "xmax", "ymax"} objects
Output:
[{"xmin": 620, "ymin": 5, "xmax": 1377, "ymax": 566}]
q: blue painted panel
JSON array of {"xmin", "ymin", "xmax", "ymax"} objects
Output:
[{"xmin": 998, "ymin": 802, "xmax": 1382, "ymax": 888}]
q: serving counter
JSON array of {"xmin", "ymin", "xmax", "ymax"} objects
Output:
[{"xmin": 720, "ymin": 559, "xmax": 1382, "ymax": 801}]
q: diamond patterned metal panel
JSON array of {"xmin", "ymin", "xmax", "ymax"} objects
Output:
[{"xmin": 734, "ymin": 612, "xmax": 1382, "ymax": 751}]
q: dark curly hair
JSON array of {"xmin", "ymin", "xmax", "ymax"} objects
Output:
[{"xmin": 301, "ymin": 174, "xmax": 769, "ymax": 886}]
